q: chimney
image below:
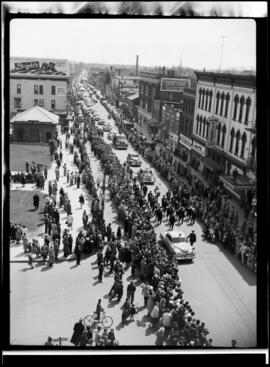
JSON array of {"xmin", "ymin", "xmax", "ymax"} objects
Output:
[{"xmin": 136, "ymin": 55, "xmax": 139, "ymax": 77}]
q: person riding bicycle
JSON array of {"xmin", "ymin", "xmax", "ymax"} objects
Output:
[{"xmin": 95, "ymin": 299, "xmax": 104, "ymax": 321}]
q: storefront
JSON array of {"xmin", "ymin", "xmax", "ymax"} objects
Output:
[{"xmin": 190, "ymin": 140, "xmax": 206, "ymax": 173}]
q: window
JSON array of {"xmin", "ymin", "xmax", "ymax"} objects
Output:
[
  {"xmin": 221, "ymin": 125, "xmax": 226, "ymax": 148},
  {"xmin": 51, "ymin": 86, "xmax": 56, "ymax": 95},
  {"xmin": 39, "ymin": 99, "xmax": 44, "ymax": 107},
  {"xmin": 34, "ymin": 85, "xmax": 38, "ymax": 94},
  {"xmin": 202, "ymin": 117, "xmax": 206, "ymax": 137},
  {"xmin": 196, "ymin": 115, "xmax": 199, "ymax": 134},
  {"xmin": 169, "ymin": 93, "xmax": 173, "ymax": 100},
  {"xmin": 34, "ymin": 99, "xmax": 38, "ymax": 106},
  {"xmin": 51, "ymin": 100, "xmax": 55, "ymax": 110},
  {"xmin": 238, "ymin": 95, "xmax": 245, "ymax": 123},
  {"xmin": 205, "ymin": 90, "xmax": 209, "ymax": 111},
  {"xmin": 220, "ymin": 92, "xmax": 225, "ymax": 116},
  {"xmin": 152, "ymin": 87, "xmax": 156, "ymax": 98},
  {"xmin": 233, "ymin": 95, "xmax": 239, "ymax": 120},
  {"xmin": 201, "ymin": 89, "xmax": 205, "ymax": 110},
  {"xmin": 206, "ymin": 122, "xmax": 209, "ymax": 139},
  {"xmin": 208, "ymin": 90, "xmax": 213, "ymax": 112},
  {"xmin": 14, "ymin": 97, "xmax": 21, "ymax": 108},
  {"xmin": 199, "ymin": 116, "xmax": 203, "ymax": 136},
  {"xmin": 244, "ymin": 97, "xmax": 251, "ymax": 125},
  {"xmin": 234, "ymin": 130, "xmax": 241, "ymax": 156},
  {"xmin": 215, "ymin": 91, "xmax": 220, "ymax": 114},
  {"xmin": 198, "ymin": 88, "xmax": 202, "ymax": 108},
  {"xmin": 17, "ymin": 84, "xmax": 21, "ymax": 94},
  {"xmin": 217, "ymin": 123, "xmax": 221, "ymax": 145},
  {"xmin": 229, "ymin": 128, "xmax": 235, "ymax": 152},
  {"xmin": 39, "ymin": 85, "xmax": 43, "ymax": 95},
  {"xmin": 240, "ymin": 132, "xmax": 247, "ymax": 158},
  {"xmin": 224, "ymin": 93, "xmax": 230, "ymax": 117}
]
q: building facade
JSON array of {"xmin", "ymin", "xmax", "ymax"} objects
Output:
[
  {"xmin": 192, "ymin": 71, "xmax": 256, "ymax": 200},
  {"xmin": 10, "ymin": 58, "xmax": 69, "ymax": 120}
]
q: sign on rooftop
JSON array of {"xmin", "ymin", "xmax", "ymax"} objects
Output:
[
  {"xmin": 160, "ymin": 78, "xmax": 190, "ymax": 92},
  {"xmin": 14, "ymin": 61, "xmax": 40, "ymax": 71}
]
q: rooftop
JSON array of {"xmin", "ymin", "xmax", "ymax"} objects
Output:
[{"xmin": 11, "ymin": 106, "xmax": 59, "ymax": 125}]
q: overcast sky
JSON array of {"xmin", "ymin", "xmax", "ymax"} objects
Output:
[{"xmin": 10, "ymin": 18, "xmax": 256, "ymax": 70}]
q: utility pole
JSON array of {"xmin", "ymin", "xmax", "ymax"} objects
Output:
[{"xmin": 219, "ymin": 36, "xmax": 227, "ymax": 72}]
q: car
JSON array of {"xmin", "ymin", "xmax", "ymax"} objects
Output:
[
  {"xmin": 107, "ymin": 132, "xmax": 114, "ymax": 140},
  {"xmin": 127, "ymin": 153, "xmax": 142, "ymax": 167},
  {"xmin": 137, "ymin": 169, "xmax": 155, "ymax": 185},
  {"xmin": 113, "ymin": 134, "xmax": 128, "ymax": 150},
  {"xmin": 160, "ymin": 230, "xmax": 195, "ymax": 261},
  {"xmin": 103, "ymin": 124, "xmax": 111, "ymax": 132},
  {"xmin": 97, "ymin": 120, "xmax": 105, "ymax": 125}
]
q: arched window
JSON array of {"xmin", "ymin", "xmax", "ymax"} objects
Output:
[
  {"xmin": 215, "ymin": 91, "xmax": 220, "ymax": 115},
  {"xmin": 205, "ymin": 90, "xmax": 209, "ymax": 111},
  {"xmin": 199, "ymin": 116, "xmax": 203, "ymax": 136},
  {"xmin": 233, "ymin": 94, "xmax": 239, "ymax": 120},
  {"xmin": 220, "ymin": 92, "xmax": 225, "ymax": 116},
  {"xmin": 224, "ymin": 93, "xmax": 230, "ymax": 117},
  {"xmin": 229, "ymin": 128, "xmax": 235, "ymax": 152},
  {"xmin": 206, "ymin": 121, "xmax": 209, "ymax": 139},
  {"xmin": 244, "ymin": 97, "xmax": 251, "ymax": 125},
  {"xmin": 234, "ymin": 130, "xmax": 241, "ymax": 156},
  {"xmin": 202, "ymin": 117, "xmax": 206, "ymax": 137},
  {"xmin": 217, "ymin": 123, "xmax": 222, "ymax": 145},
  {"xmin": 201, "ymin": 89, "xmax": 205, "ymax": 110},
  {"xmin": 238, "ymin": 95, "xmax": 245, "ymax": 123},
  {"xmin": 198, "ymin": 88, "xmax": 202, "ymax": 108},
  {"xmin": 196, "ymin": 115, "xmax": 199, "ymax": 134},
  {"xmin": 251, "ymin": 136, "xmax": 256, "ymax": 158},
  {"xmin": 221, "ymin": 124, "xmax": 226, "ymax": 148},
  {"xmin": 208, "ymin": 90, "xmax": 213, "ymax": 112},
  {"xmin": 240, "ymin": 132, "xmax": 247, "ymax": 158}
]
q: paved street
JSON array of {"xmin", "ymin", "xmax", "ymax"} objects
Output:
[{"xmin": 10, "ymin": 97, "xmax": 256, "ymax": 348}]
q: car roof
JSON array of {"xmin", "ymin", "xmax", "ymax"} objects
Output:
[{"xmin": 166, "ymin": 230, "xmax": 186, "ymax": 238}]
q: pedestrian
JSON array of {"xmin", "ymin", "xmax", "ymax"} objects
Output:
[
  {"xmin": 150, "ymin": 302, "xmax": 160, "ymax": 328},
  {"xmin": 44, "ymin": 166, "xmax": 48, "ymax": 180},
  {"xmin": 169, "ymin": 212, "xmax": 176, "ymax": 230},
  {"xmin": 54, "ymin": 238, "xmax": 60, "ymax": 262},
  {"xmin": 95, "ymin": 299, "xmax": 104, "ymax": 321},
  {"xmin": 55, "ymin": 166, "xmax": 60, "ymax": 181},
  {"xmin": 126, "ymin": 281, "xmax": 136, "ymax": 304},
  {"xmin": 155, "ymin": 326, "xmax": 165, "ymax": 346},
  {"xmin": 71, "ymin": 319, "xmax": 84, "ymax": 346},
  {"xmin": 48, "ymin": 244, "xmax": 55, "ymax": 267},
  {"xmin": 33, "ymin": 193, "xmax": 40, "ymax": 211},
  {"xmin": 67, "ymin": 212, "xmax": 74, "ymax": 228},
  {"xmin": 77, "ymin": 174, "xmax": 81, "ymax": 189},
  {"xmin": 63, "ymin": 163, "xmax": 67, "ymax": 177},
  {"xmin": 27, "ymin": 253, "xmax": 34, "ymax": 269},
  {"xmin": 22, "ymin": 232, "xmax": 28, "ymax": 253},
  {"xmin": 141, "ymin": 283, "xmax": 150, "ymax": 307},
  {"xmin": 79, "ymin": 193, "xmax": 85, "ymax": 208},
  {"xmin": 74, "ymin": 243, "xmax": 81, "ymax": 265},
  {"xmin": 187, "ymin": 230, "xmax": 197, "ymax": 247},
  {"xmin": 25, "ymin": 161, "xmax": 29, "ymax": 173},
  {"xmin": 45, "ymin": 336, "xmax": 54, "ymax": 346},
  {"xmin": 98, "ymin": 261, "xmax": 104, "ymax": 283}
]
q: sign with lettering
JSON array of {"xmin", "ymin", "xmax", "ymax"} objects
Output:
[
  {"xmin": 160, "ymin": 78, "xmax": 190, "ymax": 92},
  {"xmin": 192, "ymin": 141, "xmax": 206, "ymax": 156},
  {"xmin": 180, "ymin": 135, "xmax": 192, "ymax": 149},
  {"xmin": 15, "ymin": 61, "xmax": 40, "ymax": 71}
]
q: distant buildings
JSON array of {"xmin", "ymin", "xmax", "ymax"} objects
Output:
[{"xmin": 10, "ymin": 57, "xmax": 69, "ymax": 121}]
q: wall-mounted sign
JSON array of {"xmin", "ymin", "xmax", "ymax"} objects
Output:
[
  {"xmin": 15, "ymin": 61, "xmax": 40, "ymax": 71},
  {"xmin": 57, "ymin": 87, "xmax": 66, "ymax": 96},
  {"xmin": 160, "ymin": 78, "xmax": 190, "ymax": 92},
  {"xmin": 192, "ymin": 141, "xmax": 206, "ymax": 156},
  {"xmin": 180, "ymin": 135, "xmax": 192, "ymax": 149}
]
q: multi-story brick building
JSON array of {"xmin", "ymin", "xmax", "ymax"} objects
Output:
[{"xmin": 192, "ymin": 71, "xmax": 256, "ymax": 200}]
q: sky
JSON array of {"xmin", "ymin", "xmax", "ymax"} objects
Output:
[{"xmin": 10, "ymin": 18, "xmax": 256, "ymax": 70}]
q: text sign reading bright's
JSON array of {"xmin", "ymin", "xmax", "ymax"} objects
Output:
[
  {"xmin": 14, "ymin": 61, "xmax": 40, "ymax": 71},
  {"xmin": 160, "ymin": 78, "xmax": 190, "ymax": 92}
]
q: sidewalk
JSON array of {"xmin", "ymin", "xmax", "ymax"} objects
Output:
[{"xmin": 10, "ymin": 129, "xmax": 93, "ymax": 263}]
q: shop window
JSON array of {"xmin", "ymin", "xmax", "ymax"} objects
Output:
[
  {"xmin": 34, "ymin": 85, "xmax": 38, "ymax": 94},
  {"xmin": 17, "ymin": 84, "xmax": 21, "ymax": 94},
  {"xmin": 39, "ymin": 85, "xmax": 43, "ymax": 95},
  {"xmin": 39, "ymin": 99, "xmax": 44, "ymax": 107},
  {"xmin": 14, "ymin": 97, "xmax": 21, "ymax": 108},
  {"xmin": 51, "ymin": 86, "xmax": 56, "ymax": 95}
]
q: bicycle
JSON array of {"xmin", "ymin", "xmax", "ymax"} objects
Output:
[{"xmin": 84, "ymin": 311, "xmax": 113, "ymax": 329}]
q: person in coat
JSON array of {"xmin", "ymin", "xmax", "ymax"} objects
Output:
[
  {"xmin": 187, "ymin": 230, "xmax": 197, "ymax": 247},
  {"xmin": 48, "ymin": 245, "xmax": 55, "ymax": 267},
  {"xmin": 74, "ymin": 243, "xmax": 81, "ymax": 265},
  {"xmin": 126, "ymin": 281, "xmax": 136, "ymax": 304},
  {"xmin": 33, "ymin": 194, "xmax": 40, "ymax": 211},
  {"xmin": 150, "ymin": 302, "xmax": 160, "ymax": 328},
  {"xmin": 27, "ymin": 253, "xmax": 34, "ymax": 269},
  {"xmin": 71, "ymin": 319, "xmax": 85, "ymax": 346},
  {"xmin": 147, "ymin": 292, "xmax": 154, "ymax": 317}
]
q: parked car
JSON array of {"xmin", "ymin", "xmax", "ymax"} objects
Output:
[
  {"xmin": 103, "ymin": 124, "xmax": 112, "ymax": 132},
  {"xmin": 160, "ymin": 230, "xmax": 195, "ymax": 261},
  {"xmin": 113, "ymin": 134, "xmax": 128, "ymax": 150},
  {"xmin": 127, "ymin": 153, "xmax": 142, "ymax": 167},
  {"xmin": 137, "ymin": 169, "xmax": 155, "ymax": 185}
]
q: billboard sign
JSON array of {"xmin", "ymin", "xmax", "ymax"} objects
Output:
[
  {"xmin": 14, "ymin": 61, "xmax": 40, "ymax": 71},
  {"xmin": 160, "ymin": 78, "xmax": 190, "ymax": 92}
]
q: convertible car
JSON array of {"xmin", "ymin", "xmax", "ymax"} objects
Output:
[{"xmin": 160, "ymin": 230, "xmax": 195, "ymax": 261}]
